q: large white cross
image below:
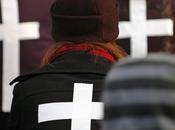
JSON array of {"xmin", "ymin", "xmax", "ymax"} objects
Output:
[
  {"xmin": 0, "ymin": 0, "xmax": 40, "ymax": 112},
  {"xmin": 39, "ymin": 83, "xmax": 103, "ymax": 130},
  {"xmin": 118, "ymin": 0, "xmax": 174, "ymax": 58}
]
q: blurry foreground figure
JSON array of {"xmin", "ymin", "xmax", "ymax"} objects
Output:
[
  {"xmin": 103, "ymin": 53, "xmax": 175, "ymax": 130},
  {"xmin": 9, "ymin": 0, "xmax": 127, "ymax": 130}
]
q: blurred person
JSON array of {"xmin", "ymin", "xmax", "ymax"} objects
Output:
[
  {"xmin": 102, "ymin": 53, "xmax": 175, "ymax": 130},
  {"xmin": 9, "ymin": 0, "xmax": 127, "ymax": 130}
]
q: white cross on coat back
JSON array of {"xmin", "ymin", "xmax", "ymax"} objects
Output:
[{"xmin": 38, "ymin": 83, "xmax": 104, "ymax": 130}]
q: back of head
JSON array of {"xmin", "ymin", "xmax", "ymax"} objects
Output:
[
  {"xmin": 102, "ymin": 53, "xmax": 175, "ymax": 130},
  {"xmin": 50, "ymin": 0, "xmax": 119, "ymax": 42}
]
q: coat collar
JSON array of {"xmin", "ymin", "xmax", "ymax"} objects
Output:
[{"xmin": 10, "ymin": 52, "xmax": 113, "ymax": 85}]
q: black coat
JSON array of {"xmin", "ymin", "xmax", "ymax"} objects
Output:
[{"xmin": 9, "ymin": 51, "xmax": 113, "ymax": 130}]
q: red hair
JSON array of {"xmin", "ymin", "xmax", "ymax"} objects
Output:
[{"xmin": 41, "ymin": 42, "xmax": 128, "ymax": 66}]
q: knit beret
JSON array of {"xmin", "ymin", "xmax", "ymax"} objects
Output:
[{"xmin": 50, "ymin": 0, "xmax": 119, "ymax": 42}]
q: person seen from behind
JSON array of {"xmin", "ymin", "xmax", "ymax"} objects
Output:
[
  {"xmin": 9, "ymin": 0, "xmax": 127, "ymax": 130},
  {"xmin": 102, "ymin": 53, "xmax": 175, "ymax": 130}
]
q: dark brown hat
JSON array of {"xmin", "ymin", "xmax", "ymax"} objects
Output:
[{"xmin": 50, "ymin": 0, "xmax": 119, "ymax": 42}]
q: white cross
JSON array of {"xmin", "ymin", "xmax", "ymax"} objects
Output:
[
  {"xmin": 38, "ymin": 83, "xmax": 103, "ymax": 130},
  {"xmin": 118, "ymin": 0, "xmax": 174, "ymax": 58},
  {"xmin": 0, "ymin": 0, "xmax": 40, "ymax": 112}
]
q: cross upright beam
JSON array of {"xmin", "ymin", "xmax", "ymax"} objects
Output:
[{"xmin": 0, "ymin": 0, "xmax": 40, "ymax": 112}]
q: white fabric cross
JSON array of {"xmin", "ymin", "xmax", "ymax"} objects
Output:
[
  {"xmin": 0, "ymin": 0, "xmax": 40, "ymax": 112},
  {"xmin": 118, "ymin": 0, "xmax": 174, "ymax": 58},
  {"xmin": 39, "ymin": 83, "xmax": 103, "ymax": 130}
]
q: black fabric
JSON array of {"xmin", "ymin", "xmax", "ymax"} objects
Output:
[
  {"xmin": 9, "ymin": 52, "xmax": 112, "ymax": 130},
  {"xmin": 0, "ymin": 112, "xmax": 10, "ymax": 130}
]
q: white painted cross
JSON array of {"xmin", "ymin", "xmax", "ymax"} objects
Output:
[
  {"xmin": 39, "ymin": 83, "xmax": 103, "ymax": 130},
  {"xmin": 0, "ymin": 0, "xmax": 40, "ymax": 112},
  {"xmin": 118, "ymin": 0, "xmax": 174, "ymax": 58}
]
